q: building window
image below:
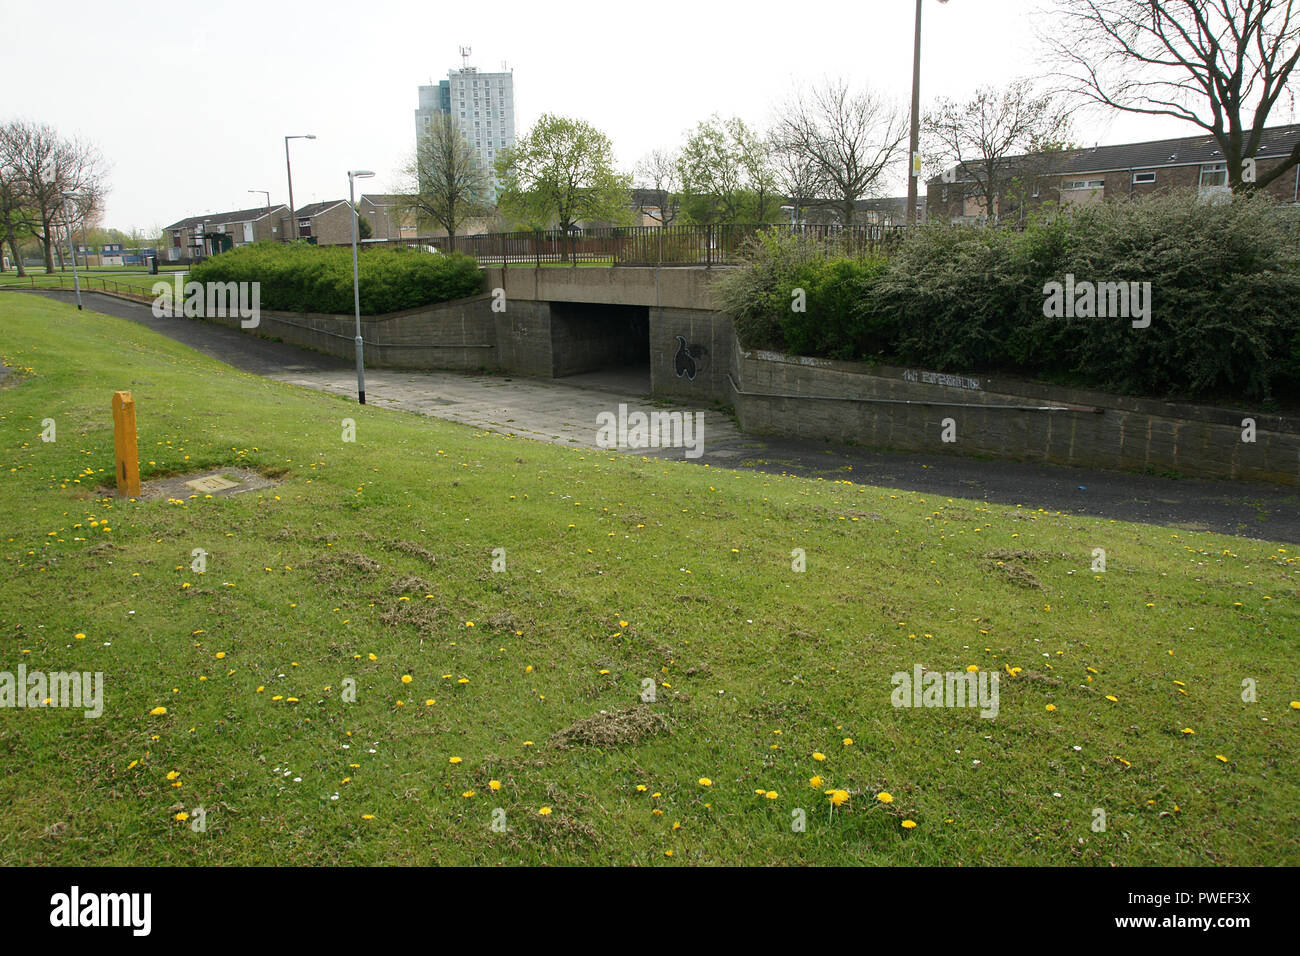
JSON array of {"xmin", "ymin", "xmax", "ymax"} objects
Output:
[
  {"xmin": 1133, "ymin": 171, "xmax": 1156, "ymax": 184},
  {"xmin": 1200, "ymin": 163, "xmax": 1227, "ymax": 188},
  {"xmin": 1063, "ymin": 179, "xmax": 1104, "ymax": 190}
]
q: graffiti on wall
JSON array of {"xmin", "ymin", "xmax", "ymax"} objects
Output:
[{"xmin": 674, "ymin": 335, "xmax": 706, "ymax": 381}]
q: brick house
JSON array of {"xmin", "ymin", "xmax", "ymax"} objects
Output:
[
  {"xmin": 359, "ymin": 194, "xmax": 420, "ymax": 240},
  {"xmin": 927, "ymin": 123, "xmax": 1300, "ymax": 224},
  {"xmin": 162, "ymin": 204, "xmax": 290, "ymax": 262},
  {"xmin": 294, "ymin": 200, "xmax": 356, "ymax": 245}
]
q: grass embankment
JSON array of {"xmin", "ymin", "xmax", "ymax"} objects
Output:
[{"xmin": 0, "ymin": 293, "xmax": 1296, "ymax": 865}]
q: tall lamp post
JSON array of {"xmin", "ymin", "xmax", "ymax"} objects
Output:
[
  {"xmin": 348, "ymin": 169, "xmax": 375, "ymax": 405},
  {"xmin": 248, "ymin": 189, "xmax": 271, "ymax": 211},
  {"xmin": 60, "ymin": 192, "xmax": 83, "ymax": 310},
  {"xmin": 284, "ymin": 135, "xmax": 316, "ymax": 239},
  {"xmin": 906, "ymin": 0, "xmax": 949, "ymax": 225}
]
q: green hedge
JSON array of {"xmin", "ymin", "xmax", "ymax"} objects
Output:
[
  {"xmin": 716, "ymin": 191, "xmax": 1300, "ymax": 402},
  {"xmin": 188, "ymin": 242, "xmax": 483, "ymax": 315}
]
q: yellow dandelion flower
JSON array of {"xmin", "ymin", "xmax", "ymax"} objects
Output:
[
  {"xmin": 538, "ymin": 806, "xmax": 552, "ymax": 816},
  {"xmin": 901, "ymin": 819, "xmax": 917, "ymax": 829},
  {"xmin": 876, "ymin": 792, "xmax": 894, "ymax": 804}
]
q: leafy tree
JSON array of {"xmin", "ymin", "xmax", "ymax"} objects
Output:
[
  {"xmin": 677, "ymin": 115, "xmax": 779, "ymax": 224},
  {"xmin": 494, "ymin": 114, "xmax": 632, "ymax": 234}
]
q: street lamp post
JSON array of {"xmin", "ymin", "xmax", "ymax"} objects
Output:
[
  {"xmin": 248, "ymin": 189, "xmax": 271, "ymax": 211},
  {"xmin": 348, "ymin": 169, "xmax": 375, "ymax": 405},
  {"xmin": 906, "ymin": 0, "xmax": 949, "ymax": 225},
  {"xmin": 284, "ymin": 135, "xmax": 316, "ymax": 240},
  {"xmin": 60, "ymin": 192, "xmax": 83, "ymax": 310}
]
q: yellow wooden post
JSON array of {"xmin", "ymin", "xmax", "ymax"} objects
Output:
[{"xmin": 112, "ymin": 391, "xmax": 141, "ymax": 497}]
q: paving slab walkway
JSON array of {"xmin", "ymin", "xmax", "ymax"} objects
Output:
[{"xmin": 18, "ymin": 289, "xmax": 1300, "ymax": 543}]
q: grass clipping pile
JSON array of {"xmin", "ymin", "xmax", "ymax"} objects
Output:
[{"xmin": 550, "ymin": 706, "xmax": 670, "ymax": 749}]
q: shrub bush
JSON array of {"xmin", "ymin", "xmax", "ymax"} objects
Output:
[
  {"xmin": 188, "ymin": 242, "xmax": 483, "ymax": 315},
  {"xmin": 714, "ymin": 231, "xmax": 890, "ymax": 358},
  {"xmin": 718, "ymin": 191, "xmax": 1300, "ymax": 402}
]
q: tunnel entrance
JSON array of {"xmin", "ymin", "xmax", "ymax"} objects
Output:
[{"xmin": 548, "ymin": 302, "xmax": 650, "ymax": 388}]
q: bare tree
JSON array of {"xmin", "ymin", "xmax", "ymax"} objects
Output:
[
  {"xmin": 768, "ymin": 131, "xmax": 826, "ymax": 223},
  {"xmin": 1047, "ymin": 0, "xmax": 1300, "ymax": 191},
  {"xmin": 634, "ymin": 148, "xmax": 681, "ymax": 226},
  {"xmin": 775, "ymin": 79, "xmax": 908, "ymax": 225},
  {"xmin": 924, "ymin": 79, "xmax": 1074, "ymax": 224},
  {"xmin": 3, "ymin": 121, "xmax": 106, "ymax": 271},
  {"xmin": 0, "ymin": 124, "xmax": 29, "ymax": 275},
  {"xmin": 404, "ymin": 114, "xmax": 490, "ymax": 240}
]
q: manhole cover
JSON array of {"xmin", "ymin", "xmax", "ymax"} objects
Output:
[{"xmin": 184, "ymin": 474, "xmax": 241, "ymax": 493}]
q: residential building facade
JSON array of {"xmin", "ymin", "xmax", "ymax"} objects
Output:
[
  {"xmin": 294, "ymin": 200, "xmax": 354, "ymax": 246},
  {"xmin": 161, "ymin": 205, "xmax": 289, "ymax": 262},
  {"xmin": 359, "ymin": 194, "xmax": 420, "ymax": 240},
  {"xmin": 415, "ymin": 61, "xmax": 516, "ymax": 196},
  {"xmin": 927, "ymin": 123, "xmax": 1300, "ymax": 224}
]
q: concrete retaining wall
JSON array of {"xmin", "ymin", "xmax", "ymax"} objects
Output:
[
  {"xmin": 650, "ymin": 307, "xmax": 735, "ymax": 403},
  {"xmin": 191, "ymin": 262, "xmax": 1300, "ymax": 485},
  {"xmin": 729, "ymin": 345, "xmax": 1300, "ymax": 485},
  {"xmin": 204, "ymin": 295, "xmax": 500, "ymax": 370}
]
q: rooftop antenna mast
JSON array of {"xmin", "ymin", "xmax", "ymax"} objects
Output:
[{"xmin": 459, "ymin": 45, "xmax": 472, "ymax": 70}]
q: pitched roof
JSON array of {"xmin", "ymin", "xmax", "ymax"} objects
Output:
[
  {"xmin": 294, "ymin": 200, "xmax": 350, "ymax": 218},
  {"xmin": 854, "ymin": 195, "xmax": 925, "ymax": 214},
  {"xmin": 931, "ymin": 122, "xmax": 1300, "ymax": 184},
  {"xmin": 360, "ymin": 193, "xmax": 415, "ymax": 206},
  {"xmin": 163, "ymin": 204, "xmax": 289, "ymax": 231}
]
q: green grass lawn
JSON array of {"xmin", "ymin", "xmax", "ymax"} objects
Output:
[
  {"xmin": 1, "ymin": 292, "xmax": 1297, "ymax": 865},
  {"xmin": 0, "ymin": 270, "xmax": 179, "ymax": 295}
]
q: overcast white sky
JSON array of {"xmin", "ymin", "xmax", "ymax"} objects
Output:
[{"xmin": 6, "ymin": 0, "xmax": 1278, "ymax": 233}]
